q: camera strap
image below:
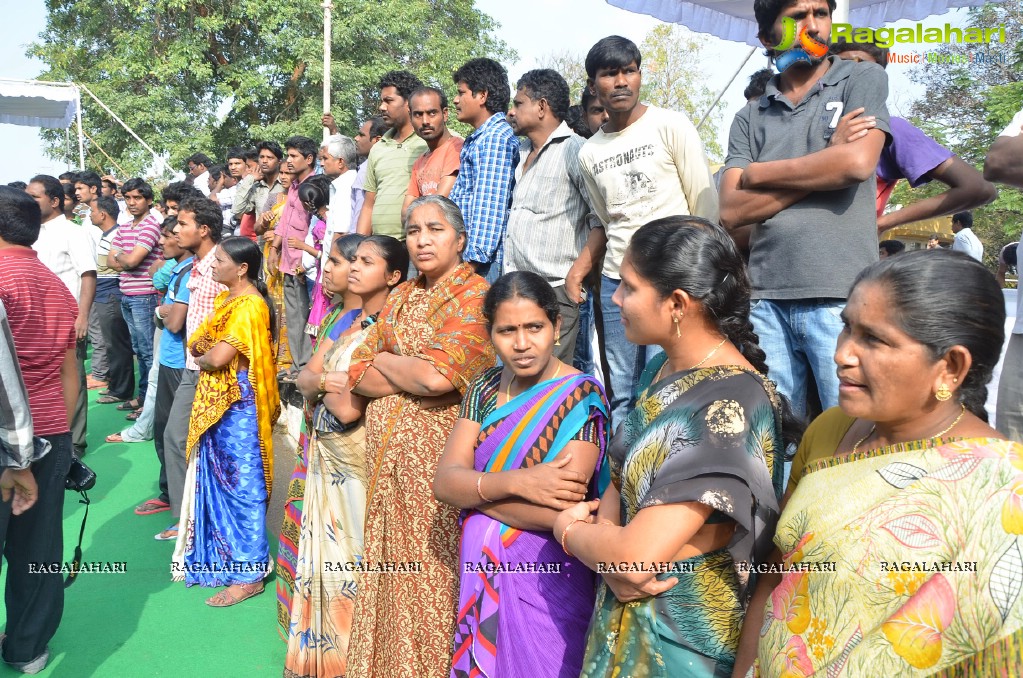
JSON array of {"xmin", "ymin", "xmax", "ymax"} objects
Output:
[{"xmin": 63, "ymin": 490, "xmax": 90, "ymax": 589}]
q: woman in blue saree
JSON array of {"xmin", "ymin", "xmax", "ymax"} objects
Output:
[
  {"xmin": 171, "ymin": 237, "xmax": 281, "ymax": 606},
  {"xmin": 435, "ymin": 271, "xmax": 609, "ymax": 678}
]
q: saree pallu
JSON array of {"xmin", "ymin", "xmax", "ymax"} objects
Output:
[
  {"xmin": 346, "ymin": 264, "xmax": 495, "ymax": 678},
  {"xmin": 284, "ymin": 321, "xmax": 370, "ymax": 678},
  {"xmin": 265, "ymin": 195, "xmax": 293, "ymax": 369},
  {"xmin": 452, "ymin": 372, "xmax": 609, "ymax": 678},
  {"xmin": 582, "ymin": 358, "xmax": 785, "ymax": 678},
  {"xmin": 756, "ymin": 438, "xmax": 1023, "ymax": 677},
  {"xmin": 277, "ymin": 304, "xmax": 357, "ymax": 635}
]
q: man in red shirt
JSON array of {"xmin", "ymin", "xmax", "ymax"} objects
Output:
[{"xmin": 0, "ymin": 186, "xmax": 78, "ymax": 674}]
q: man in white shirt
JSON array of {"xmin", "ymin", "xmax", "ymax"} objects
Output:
[
  {"xmin": 951, "ymin": 211, "xmax": 984, "ymax": 261},
  {"xmin": 185, "ymin": 153, "xmax": 213, "ymax": 197},
  {"xmin": 984, "ymin": 106, "xmax": 1023, "ymax": 440},
  {"xmin": 579, "ymin": 35, "xmax": 718, "ymax": 428},
  {"xmin": 25, "ymin": 174, "xmax": 97, "ymax": 458},
  {"xmin": 319, "ymin": 134, "xmax": 360, "ymax": 240}
]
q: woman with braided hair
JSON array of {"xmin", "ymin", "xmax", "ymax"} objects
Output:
[{"xmin": 553, "ymin": 216, "xmax": 800, "ymax": 677}]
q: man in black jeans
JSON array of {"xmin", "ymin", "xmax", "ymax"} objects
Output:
[{"xmin": 0, "ymin": 186, "xmax": 78, "ymax": 674}]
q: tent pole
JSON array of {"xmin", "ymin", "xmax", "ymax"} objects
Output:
[
  {"xmin": 323, "ymin": 0, "xmax": 333, "ymax": 142},
  {"xmin": 75, "ymin": 86, "xmax": 85, "ymax": 170},
  {"xmin": 77, "ymin": 82, "xmax": 164, "ymax": 173},
  {"xmin": 834, "ymin": 0, "xmax": 849, "ymax": 24},
  {"xmin": 696, "ymin": 45, "xmax": 757, "ymax": 131}
]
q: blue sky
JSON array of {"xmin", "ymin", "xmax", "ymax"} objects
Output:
[{"xmin": 1, "ymin": 2, "xmax": 974, "ymax": 184}]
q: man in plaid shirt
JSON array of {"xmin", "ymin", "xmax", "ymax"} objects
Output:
[{"xmin": 449, "ymin": 57, "xmax": 520, "ymax": 284}]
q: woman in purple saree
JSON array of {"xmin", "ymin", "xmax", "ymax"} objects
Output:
[{"xmin": 435, "ymin": 272, "xmax": 609, "ymax": 678}]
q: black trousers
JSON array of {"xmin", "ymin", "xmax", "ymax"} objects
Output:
[
  {"xmin": 153, "ymin": 364, "xmax": 183, "ymax": 504},
  {"xmin": 72, "ymin": 340, "xmax": 87, "ymax": 456},
  {"xmin": 0, "ymin": 433, "xmax": 72, "ymax": 663},
  {"xmin": 95, "ymin": 297, "xmax": 135, "ymax": 400}
]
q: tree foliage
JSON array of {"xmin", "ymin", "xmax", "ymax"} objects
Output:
[
  {"xmin": 902, "ymin": 2, "xmax": 1023, "ymax": 264},
  {"xmin": 640, "ymin": 24, "xmax": 722, "ymax": 160},
  {"xmin": 30, "ymin": 0, "xmax": 513, "ymax": 178},
  {"xmin": 536, "ymin": 51, "xmax": 589, "ymax": 106}
]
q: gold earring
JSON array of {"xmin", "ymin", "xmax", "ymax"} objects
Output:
[
  {"xmin": 953, "ymin": 377, "xmax": 959, "ymax": 384},
  {"xmin": 935, "ymin": 383, "xmax": 952, "ymax": 402},
  {"xmin": 555, "ymin": 337, "xmax": 561, "ymax": 346},
  {"xmin": 673, "ymin": 315, "xmax": 681, "ymax": 338}
]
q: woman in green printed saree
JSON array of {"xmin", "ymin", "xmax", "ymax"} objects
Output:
[
  {"xmin": 553, "ymin": 218, "xmax": 802, "ymax": 677},
  {"xmin": 733, "ymin": 250, "xmax": 1023, "ymax": 677}
]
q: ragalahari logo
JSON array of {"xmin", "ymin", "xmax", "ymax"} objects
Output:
[{"xmin": 774, "ymin": 16, "xmax": 829, "ymax": 72}]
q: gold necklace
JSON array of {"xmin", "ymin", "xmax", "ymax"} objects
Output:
[
  {"xmin": 851, "ymin": 404, "xmax": 967, "ymax": 454},
  {"xmin": 655, "ymin": 337, "xmax": 729, "ymax": 383},
  {"xmin": 505, "ymin": 362, "xmax": 561, "ymax": 401},
  {"xmin": 228, "ymin": 283, "xmax": 256, "ymax": 299}
]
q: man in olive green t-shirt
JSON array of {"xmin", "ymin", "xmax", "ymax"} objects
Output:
[{"xmin": 355, "ymin": 70, "xmax": 428, "ymax": 240}]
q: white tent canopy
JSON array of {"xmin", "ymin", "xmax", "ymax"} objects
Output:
[
  {"xmin": 0, "ymin": 78, "xmax": 79, "ymax": 129},
  {"xmin": 0, "ymin": 78, "xmax": 84, "ymax": 169},
  {"xmin": 608, "ymin": 0, "xmax": 999, "ymax": 46}
]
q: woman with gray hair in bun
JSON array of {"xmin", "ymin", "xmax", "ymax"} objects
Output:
[{"xmin": 345, "ymin": 195, "xmax": 496, "ymax": 677}]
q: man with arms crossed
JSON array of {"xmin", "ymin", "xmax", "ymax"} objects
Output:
[{"xmin": 719, "ymin": 0, "xmax": 890, "ymax": 423}]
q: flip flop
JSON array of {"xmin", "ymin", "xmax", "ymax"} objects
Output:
[
  {"xmin": 105, "ymin": 433, "xmax": 125, "ymax": 443},
  {"xmin": 134, "ymin": 498, "xmax": 170, "ymax": 515},
  {"xmin": 205, "ymin": 583, "xmax": 264, "ymax": 607},
  {"xmin": 154, "ymin": 524, "xmax": 179, "ymax": 541},
  {"xmin": 125, "ymin": 410, "xmax": 142, "ymax": 421},
  {"xmin": 116, "ymin": 400, "xmax": 141, "ymax": 411},
  {"xmin": 97, "ymin": 395, "xmax": 128, "ymax": 405}
]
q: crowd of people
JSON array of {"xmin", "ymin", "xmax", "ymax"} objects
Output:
[{"xmin": 1, "ymin": 0, "xmax": 1023, "ymax": 675}]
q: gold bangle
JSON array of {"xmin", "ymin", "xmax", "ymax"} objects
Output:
[
  {"xmin": 476, "ymin": 472, "xmax": 490, "ymax": 503},
  {"xmin": 561, "ymin": 519, "xmax": 584, "ymax": 557},
  {"xmin": 319, "ymin": 371, "xmax": 328, "ymax": 393}
]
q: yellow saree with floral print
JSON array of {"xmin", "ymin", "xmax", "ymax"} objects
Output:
[{"xmin": 756, "ymin": 409, "xmax": 1023, "ymax": 677}]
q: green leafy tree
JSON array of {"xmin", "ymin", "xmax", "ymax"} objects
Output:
[
  {"xmin": 902, "ymin": 2, "xmax": 1023, "ymax": 266},
  {"xmin": 30, "ymin": 0, "xmax": 513, "ymax": 178},
  {"xmin": 535, "ymin": 50, "xmax": 589, "ymax": 105},
  {"xmin": 640, "ymin": 24, "xmax": 722, "ymax": 160}
]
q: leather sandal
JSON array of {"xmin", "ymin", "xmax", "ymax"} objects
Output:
[{"xmin": 205, "ymin": 582, "xmax": 264, "ymax": 607}]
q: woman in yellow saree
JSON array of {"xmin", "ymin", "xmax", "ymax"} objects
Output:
[
  {"xmin": 734, "ymin": 250, "xmax": 1023, "ymax": 677},
  {"xmin": 262, "ymin": 168, "xmax": 294, "ymax": 373},
  {"xmin": 170, "ymin": 236, "xmax": 281, "ymax": 607}
]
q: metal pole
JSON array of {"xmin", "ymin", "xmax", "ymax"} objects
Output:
[
  {"xmin": 697, "ymin": 45, "xmax": 758, "ymax": 131},
  {"xmin": 834, "ymin": 0, "xmax": 849, "ymax": 24},
  {"xmin": 77, "ymin": 82, "xmax": 164, "ymax": 173},
  {"xmin": 75, "ymin": 86, "xmax": 85, "ymax": 170},
  {"xmin": 323, "ymin": 0, "xmax": 333, "ymax": 142}
]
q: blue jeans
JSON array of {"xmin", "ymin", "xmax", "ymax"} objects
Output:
[
  {"xmin": 120, "ymin": 294, "xmax": 158, "ymax": 400},
  {"xmin": 474, "ymin": 260, "xmax": 501, "ymax": 285},
  {"xmin": 573, "ymin": 293, "xmax": 595, "ymax": 375},
  {"xmin": 749, "ymin": 298, "xmax": 845, "ymax": 419},
  {"xmin": 600, "ymin": 275, "xmax": 662, "ymax": 432}
]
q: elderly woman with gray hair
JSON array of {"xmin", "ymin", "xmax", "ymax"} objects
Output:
[{"xmin": 344, "ymin": 195, "xmax": 496, "ymax": 678}]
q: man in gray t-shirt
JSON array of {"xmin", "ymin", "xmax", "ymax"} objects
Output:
[{"xmin": 720, "ymin": 0, "xmax": 890, "ymax": 422}]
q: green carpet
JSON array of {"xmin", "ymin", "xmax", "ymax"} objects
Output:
[{"xmin": 0, "ymin": 378, "xmax": 288, "ymax": 677}]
